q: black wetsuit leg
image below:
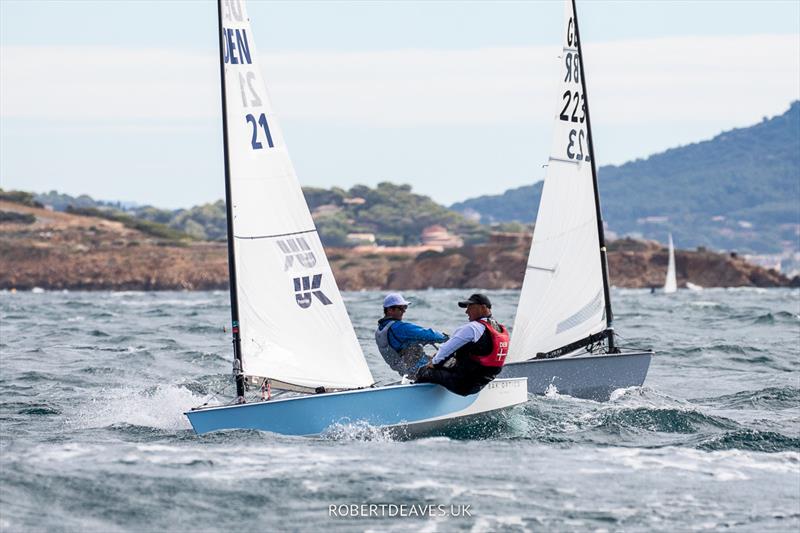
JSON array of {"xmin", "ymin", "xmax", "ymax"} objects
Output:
[{"xmin": 415, "ymin": 363, "xmax": 499, "ymax": 396}]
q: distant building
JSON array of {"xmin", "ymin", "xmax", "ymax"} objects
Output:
[
  {"xmin": 312, "ymin": 204, "xmax": 341, "ymax": 217},
  {"xmin": 346, "ymin": 232, "xmax": 376, "ymax": 246},
  {"xmin": 352, "ymin": 244, "xmax": 443, "ymax": 255},
  {"xmin": 421, "ymin": 225, "xmax": 463, "ymax": 249},
  {"xmin": 488, "ymin": 232, "xmax": 529, "ymax": 247},
  {"xmin": 343, "ymin": 197, "xmax": 366, "ymax": 205}
]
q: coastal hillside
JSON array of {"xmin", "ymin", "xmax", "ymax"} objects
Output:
[
  {"xmin": 1, "ymin": 199, "xmax": 794, "ymax": 291},
  {"xmin": 451, "ymin": 102, "xmax": 800, "ymax": 255},
  {"xmin": 22, "ymin": 103, "xmax": 799, "ymax": 260},
  {"xmin": 28, "ymin": 183, "xmax": 490, "ymax": 248},
  {"xmin": 0, "ymin": 198, "xmax": 225, "ymax": 290}
]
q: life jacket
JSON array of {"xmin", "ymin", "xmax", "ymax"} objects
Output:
[
  {"xmin": 454, "ymin": 318, "xmax": 509, "ymax": 368},
  {"xmin": 375, "ymin": 319, "xmax": 402, "ymax": 369},
  {"xmin": 375, "ymin": 319, "xmax": 428, "ymax": 375}
]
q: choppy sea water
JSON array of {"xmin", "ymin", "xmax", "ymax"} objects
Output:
[{"xmin": 1, "ymin": 288, "xmax": 798, "ymax": 532}]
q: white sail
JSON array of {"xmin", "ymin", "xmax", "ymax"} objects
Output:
[
  {"xmin": 508, "ymin": 0, "xmax": 607, "ymax": 362},
  {"xmin": 219, "ymin": 0, "xmax": 373, "ymax": 390},
  {"xmin": 663, "ymin": 233, "xmax": 677, "ymax": 293}
]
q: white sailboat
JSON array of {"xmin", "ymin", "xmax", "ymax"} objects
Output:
[
  {"xmin": 663, "ymin": 233, "xmax": 678, "ymax": 293},
  {"xmin": 499, "ymin": 0, "xmax": 652, "ymax": 400},
  {"xmin": 185, "ymin": 0, "xmax": 527, "ymax": 436}
]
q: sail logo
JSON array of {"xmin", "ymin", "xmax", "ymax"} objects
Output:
[
  {"xmin": 276, "ymin": 237, "xmax": 330, "ymax": 309},
  {"xmin": 293, "ymin": 274, "xmax": 332, "ymax": 309},
  {"xmin": 221, "ymin": 27, "xmax": 252, "ymax": 65},
  {"xmin": 276, "ymin": 237, "xmax": 317, "ymax": 271}
]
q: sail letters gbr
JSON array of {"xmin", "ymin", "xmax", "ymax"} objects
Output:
[{"xmin": 559, "ymin": 13, "xmax": 591, "ymax": 164}]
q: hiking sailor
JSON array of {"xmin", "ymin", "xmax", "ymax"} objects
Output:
[
  {"xmin": 415, "ymin": 293, "xmax": 509, "ymax": 396},
  {"xmin": 375, "ymin": 293, "xmax": 448, "ymax": 377}
]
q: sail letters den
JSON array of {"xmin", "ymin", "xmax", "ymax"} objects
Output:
[{"xmin": 222, "ymin": 27, "xmax": 252, "ymax": 65}]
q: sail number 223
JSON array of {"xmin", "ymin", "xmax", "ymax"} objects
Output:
[
  {"xmin": 560, "ymin": 92, "xmax": 590, "ymax": 163},
  {"xmin": 560, "ymin": 48, "xmax": 590, "ymax": 163}
]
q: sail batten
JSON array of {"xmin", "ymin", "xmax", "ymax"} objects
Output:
[
  {"xmin": 549, "ymin": 157, "xmax": 582, "ymax": 166},
  {"xmin": 234, "ymin": 229, "xmax": 318, "ymax": 240},
  {"xmin": 527, "ymin": 265, "xmax": 556, "ymax": 273},
  {"xmin": 218, "ymin": 0, "xmax": 373, "ymax": 390}
]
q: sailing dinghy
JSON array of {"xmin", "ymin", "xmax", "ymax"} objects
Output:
[
  {"xmin": 185, "ymin": 0, "xmax": 527, "ymax": 436},
  {"xmin": 499, "ymin": 0, "xmax": 652, "ymax": 401},
  {"xmin": 663, "ymin": 233, "xmax": 678, "ymax": 293}
]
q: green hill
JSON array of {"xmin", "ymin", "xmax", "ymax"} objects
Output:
[
  {"xmin": 25, "ymin": 183, "xmax": 486, "ymax": 247},
  {"xmin": 303, "ymin": 182, "xmax": 487, "ymax": 246},
  {"xmin": 451, "ymin": 101, "xmax": 800, "ymax": 254}
]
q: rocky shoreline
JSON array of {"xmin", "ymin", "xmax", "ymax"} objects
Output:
[{"xmin": 1, "ymin": 201, "xmax": 796, "ymax": 291}]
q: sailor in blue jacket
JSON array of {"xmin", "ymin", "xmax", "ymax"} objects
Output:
[{"xmin": 375, "ymin": 293, "xmax": 448, "ymax": 377}]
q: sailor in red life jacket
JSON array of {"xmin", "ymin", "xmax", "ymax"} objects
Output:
[{"xmin": 415, "ymin": 293, "xmax": 509, "ymax": 396}]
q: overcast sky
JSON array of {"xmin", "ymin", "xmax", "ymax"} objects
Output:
[{"xmin": 1, "ymin": 0, "xmax": 798, "ymax": 209}]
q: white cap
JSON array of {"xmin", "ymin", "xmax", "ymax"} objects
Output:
[{"xmin": 383, "ymin": 293, "xmax": 410, "ymax": 308}]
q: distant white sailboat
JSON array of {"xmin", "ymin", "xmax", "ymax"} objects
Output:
[
  {"xmin": 185, "ymin": 0, "xmax": 527, "ymax": 436},
  {"xmin": 499, "ymin": 0, "xmax": 652, "ymax": 400},
  {"xmin": 664, "ymin": 233, "xmax": 677, "ymax": 293}
]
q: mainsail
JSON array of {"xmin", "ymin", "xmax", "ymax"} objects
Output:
[
  {"xmin": 218, "ymin": 0, "xmax": 373, "ymax": 390},
  {"xmin": 663, "ymin": 233, "xmax": 677, "ymax": 293},
  {"xmin": 508, "ymin": 0, "xmax": 611, "ymax": 361}
]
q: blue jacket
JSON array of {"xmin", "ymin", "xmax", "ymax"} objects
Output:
[{"xmin": 376, "ymin": 318, "xmax": 447, "ymax": 351}]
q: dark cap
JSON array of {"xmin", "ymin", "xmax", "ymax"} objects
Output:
[{"xmin": 458, "ymin": 293, "xmax": 492, "ymax": 308}]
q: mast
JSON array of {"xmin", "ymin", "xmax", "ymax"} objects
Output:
[
  {"xmin": 571, "ymin": 0, "xmax": 616, "ymax": 351},
  {"xmin": 216, "ymin": 0, "xmax": 246, "ymax": 399}
]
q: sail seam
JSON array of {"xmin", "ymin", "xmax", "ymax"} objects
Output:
[{"xmin": 234, "ymin": 228, "xmax": 317, "ymax": 240}]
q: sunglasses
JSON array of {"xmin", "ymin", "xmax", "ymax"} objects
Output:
[{"xmin": 390, "ymin": 306, "xmax": 408, "ymax": 311}]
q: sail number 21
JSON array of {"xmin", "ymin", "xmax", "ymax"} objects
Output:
[
  {"xmin": 237, "ymin": 70, "xmax": 273, "ymax": 150},
  {"xmin": 246, "ymin": 113, "xmax": 274, "ymax": 150}
]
